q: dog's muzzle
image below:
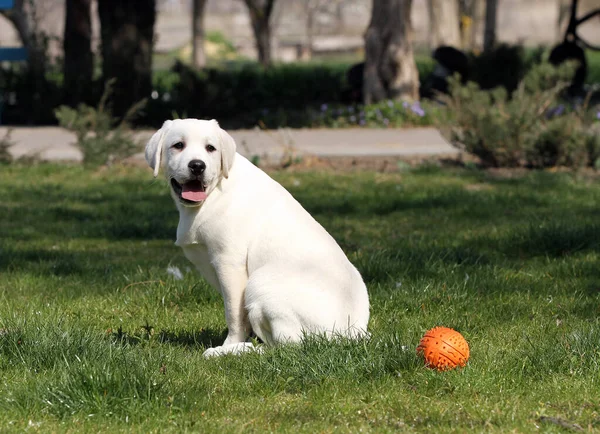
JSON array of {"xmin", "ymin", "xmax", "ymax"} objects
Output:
[{"xmin": 171, "ymin": 178, "xmax": 207, "ymax": 204}]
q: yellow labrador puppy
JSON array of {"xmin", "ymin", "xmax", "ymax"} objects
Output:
[{"xmin": 146, "ymin": 119, "xmax": 369, "ymax": 357}]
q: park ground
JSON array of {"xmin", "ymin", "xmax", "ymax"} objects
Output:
[{"xmin": 0, "ymin": 162, "xmax": 599, "ymax": 432}]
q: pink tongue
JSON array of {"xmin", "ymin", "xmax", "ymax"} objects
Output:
[{"xmin": 181, "ymin": 183, "xmax": 207, "ymax": 202}]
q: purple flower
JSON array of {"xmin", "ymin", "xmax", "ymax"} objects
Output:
[
  {"xmin": 348, "ymin": 106, "xmax": 355, "ymax": 114},
  {"xmin": 387, "ymin": 99, "xmax": 394, "ymax": 108},
  {"xmin": 402, "ymin": 101, "xmax": 410, "ymax": 109},
  {"xmin": 320, "ymin": 103, "xmax": 328, "ymax": 112},
  {"xmin": 410, "ymin": 102, "xmax": 425, "ymax": 117},
  {"xmin": 596, "ymin": 110, "xmax": 600, "ymax": 120},
  {"xmin": 546, "ymin": 104, "xmax": 566, "ymax": 119},
  {"xmin": 383, "ymin": 118, "xmax": 390, "ymax": 126},
  {"xmin": 359, "ymin": 119, "xmax": 366, "ymax": 126}
]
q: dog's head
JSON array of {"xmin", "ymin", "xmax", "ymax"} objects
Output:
[{"xmin": 145, "ymin": 118, "xmax": 236, "ymax": 207}]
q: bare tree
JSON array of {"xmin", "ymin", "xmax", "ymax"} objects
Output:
[
  {"xmin": 301, "ymin": 0, "xmax": 344, "ymax": 59},
  {"xmin": 98, "ymin": 0, "xmax": 156, "ymax": 117},
  {"xmin": 427, "ymin": 0, "xmax": 461, "ymax": 48},
  {"xmin": 304, "ymin": 0, "xmax": 323, "ymax": 59},
  {"xmin": 243, "ymin": 0, "xmax": 276, "ymax": 67},
  {"xmin": 556, "ymin": 0, "xmax": 571, "ymax": 41},
  {"xmin": 64, "ymin": 0, "xmax": 93, "ymax": 106},
  {"xmin": 363, "ymin": 0, "xmax": 419, "ymax": 104},
  {"xmin": 192, "ymin": 0, "xmax": 208, "ymax": 68},
  {"xmin": 483, "ymin": 0, "xmax": 498, "ymax": 51}
]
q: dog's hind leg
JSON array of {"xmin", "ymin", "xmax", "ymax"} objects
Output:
[{"xmin": 247, "ymin": 307, "xmax": 305, "ymax": 346}]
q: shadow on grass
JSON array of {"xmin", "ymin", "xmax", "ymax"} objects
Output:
[
  {"xmin": 109, "ymin": 326, "xmax": 228, "ymax": 349},
  {"xmin": 0, "ymin": 179, "xmax": 177, "ymax": 242},
  {"xmin": 354, "ymin": 244, "xmax": 490, "ymax": 284},
  {"xmin": 0, "ymin": 244, "xmax": 179, "ymax": 278},
  {"xmin": 3, "ymin": 166, "xmax": 600, "ymax": 291},
  {"xmin": 158, "ymin": 327, "xmax": 228, "ymax": 348},
  {"xmin": 298, "ymin": 187, "xmax": 551, "ymax": 221},
  {"xmin": 501, "ymin": 222, "xmax": 600, "ymax": 258}
]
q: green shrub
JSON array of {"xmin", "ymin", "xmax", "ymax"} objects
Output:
[
  {"xmin": 0, "ymin": 129, "xmax": 14, "ymax": 164},
  {"xmin": 527, "ymin": 114, "xmax": 592, "ymax": 168},
  {"xmin": 145, "ymin": 61, "xmax": 352, "ymax": 128},
  {"xmin": 206, "ymin": 31, "xmax": 237, "ymax": 56},
  {"xmin": 440, "ymin": 62, "xmax": 599, "ymax": 168},
  {"xmin": 310, "ymin": 99, "xmax": 443, "ymax": 128},
  {"xmin": 55, "ymin": 79, "xmax": 145, "ymax": 167},
  {"xmin": 0, "ymin": 63, "xmax": 63, "ymax": 125}
]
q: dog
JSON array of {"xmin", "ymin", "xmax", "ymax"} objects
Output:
[{"xmin": 145, "ymin": 119, "xmax": 370, "ymax": 357}]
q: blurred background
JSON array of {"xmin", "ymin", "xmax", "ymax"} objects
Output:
[{"xmin": 0, "ymin": 0, "xmax": 599, "ymax": 130}]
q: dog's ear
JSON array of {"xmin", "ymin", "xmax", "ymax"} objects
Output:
[
  {"xmin": 145, "ymin": 120, "xmax": 173, "ymax": 177},
  {"xmin": 214, "ymin": 120, "xmax": 236, "ymax": 179}
]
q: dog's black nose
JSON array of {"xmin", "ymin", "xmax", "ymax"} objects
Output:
[{"xmin": 188, "ymin": 159, "xmax": 206, "ymax": 176}]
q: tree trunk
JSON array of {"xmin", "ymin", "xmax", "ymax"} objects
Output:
[
  {"xmin": 483, "ymin": 0, "xmax": 498, "ymax": 52},
  {"xmin": 304, "ymin": 0, "xmax": 324, "ymax": 60},
  {"xmin": 363, "ymin": 0, "xmax": 419, "ymax": 104},
  {"xmin": 64, "ymin": 0, "xmax": 93, "ymax": 106},
  {"xmin": 469, "ymin": 0, "xmax": 485, "ymax": 50},
  {"xmin": 556, "ymin": 0, "xmax": 571, "ymax": 41},
  {"xmin": 427, "ymin": 0, "xmax": 461, "ymax": 48},
  {"xmin": 192, "ymin": 0, "xmax": 208, "ymax": 68},
  {"xmin": 306, "ymin": 4, "xmax": 315, "ymax": 59},
  {"xmin": 243, "ymin": 0, "xmax": 275, "ymax": 67},
  {"xmin": 335, "ymin": 1, "xmax": 344, "ymax": 33},
  {"xmin": 97, "ymin": 0, "xmax": 156, "ymax": 118}
]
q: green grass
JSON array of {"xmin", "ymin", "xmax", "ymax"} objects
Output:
[
  {"xmin": 587, "ymin": 49, "xmax": 600, "ymax": 84},
  {"xmin": 1, "ymin": 163, "xmax": 599, "ymax": 432}
]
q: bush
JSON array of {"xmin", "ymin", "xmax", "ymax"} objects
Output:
[
  {"xmin": 55, "ymin": 79, "xmax": 145, "ymax": 167},
  {"xmin": 440, "ymin": 62, "xmax": 599, "ymax": 168},
  {"xmin": 0, "ymin": 129, "xmax": 14, "ymax": 164},
  {"xmin": 145, "ymin": 61, "xmax": 351, "ymax": 128},
  {"xmin": 0, "ymin": 63, "xmax": 63, "ymax": 125},
  {"xmin": 205, "ymin": 31, "xmax": 237, "ymax": 56},
  {"xmin": 310, "ymin": 99, "xmax": 444, "ymax": 128}
]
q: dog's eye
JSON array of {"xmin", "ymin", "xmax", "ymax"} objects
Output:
[
  {"xmin": 206, "ymin": 144, "xmax": 216, "ymax": 153},
  {"xmin": 172, "ymin": 142, "xmax": 185, "ymax": 150}
]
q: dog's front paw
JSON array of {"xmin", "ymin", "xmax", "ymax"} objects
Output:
[
  {"xmin": 203, "ymin": 342, "xmax": 259, "ymax": 358},
  {"xmin": 202, "ymin": 347, "xmax": 224, "ymax": 358}
]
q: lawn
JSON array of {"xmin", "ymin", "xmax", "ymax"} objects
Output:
[{"xmin": 0, "ymin": 163, "xmax": 599, "ymax": 432}]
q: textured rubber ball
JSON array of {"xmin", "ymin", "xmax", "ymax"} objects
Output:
[{"xmin": 416, "ymin": 326, "xmax": 469, "ymax": 371}]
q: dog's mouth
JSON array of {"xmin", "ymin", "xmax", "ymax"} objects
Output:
[{"xmin": 171, "ymin": 178, "xmax": 208, "ymax": 203}]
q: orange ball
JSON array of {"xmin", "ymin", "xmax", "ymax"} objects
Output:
[{"xmin": 416, "ymin": 326, "xmax": 470, "ymax": 371}]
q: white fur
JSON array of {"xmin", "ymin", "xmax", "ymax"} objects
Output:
[{"xmin": 146, "ymin": 119, "xmax": 370, "ymax": 357}]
